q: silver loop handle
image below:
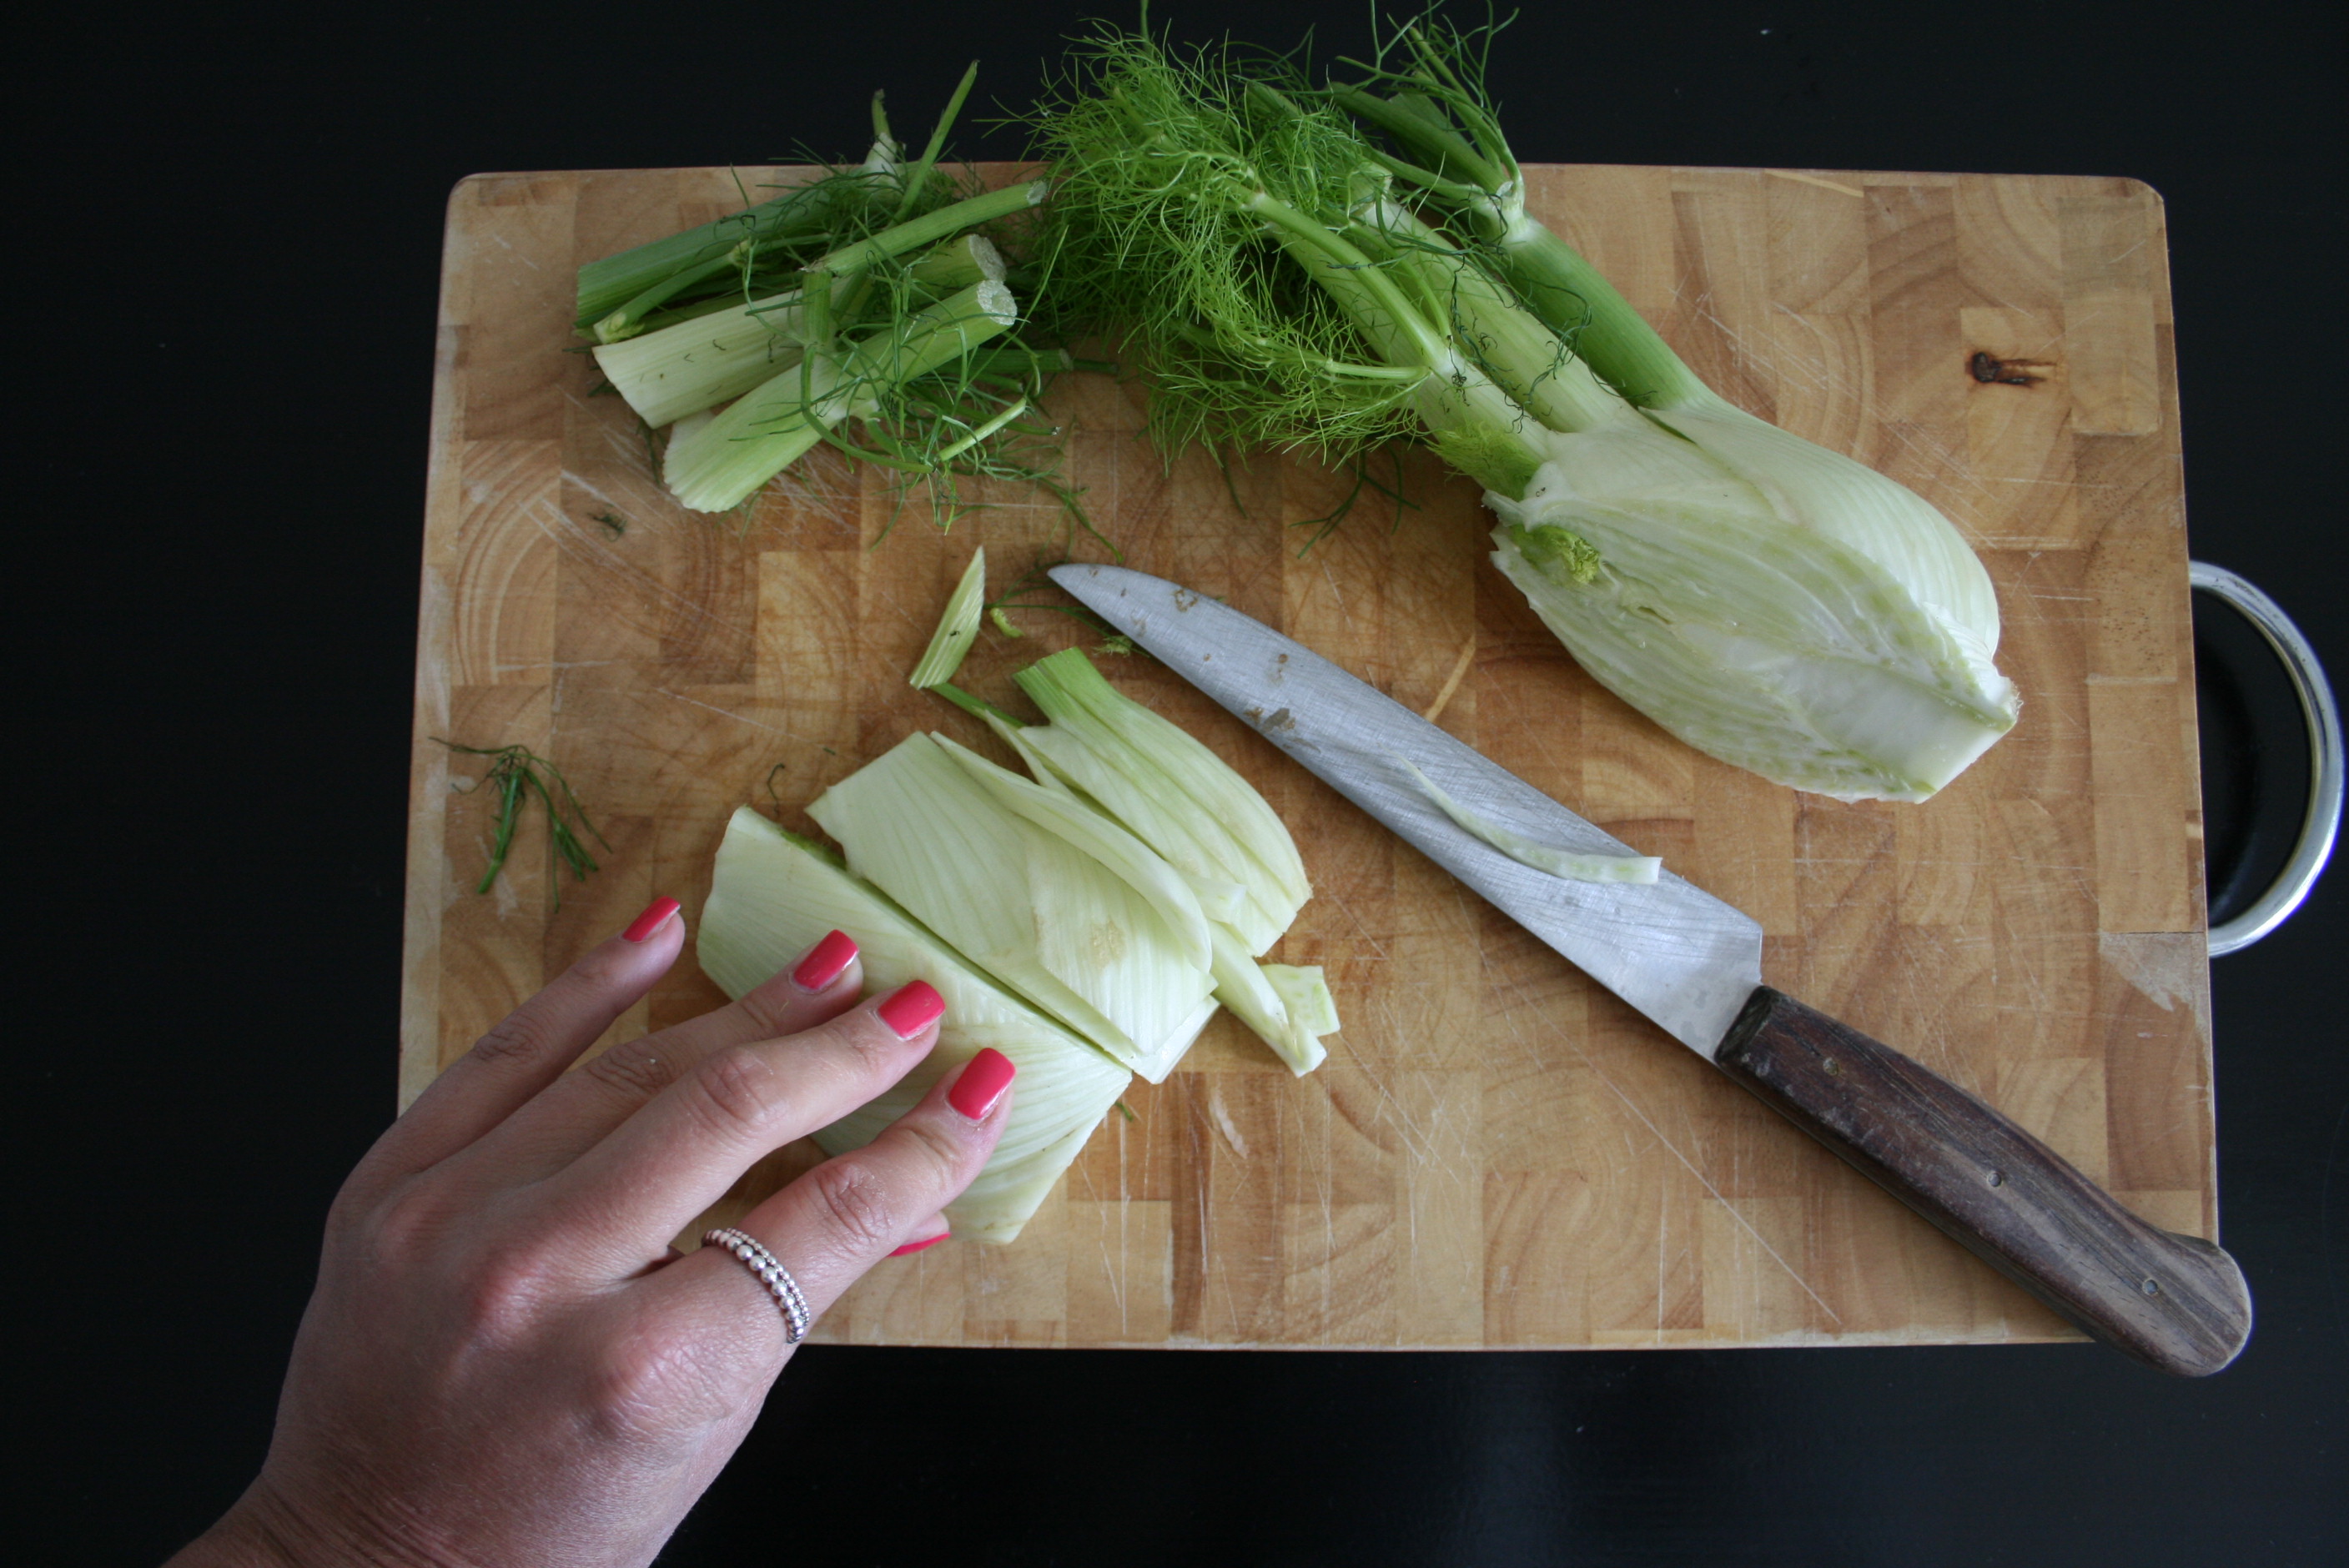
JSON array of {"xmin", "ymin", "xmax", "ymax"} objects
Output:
[{"xmin": 2190, "ymin": 562, "xmax": 2342, "ymax": 955}]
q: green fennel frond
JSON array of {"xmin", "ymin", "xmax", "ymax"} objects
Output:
[
  {"xmin": 435, "ymin": 741, "xmax": 608, "ymax": 908},
  {"xmin": 1026, "ymin": 25, "xmax": 1435, "ymax": 468}
]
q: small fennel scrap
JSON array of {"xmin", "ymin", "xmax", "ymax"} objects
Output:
[
  {"xmin": 1397, "ymin": 758, "xmax": 1661, "ymax": 884},
  {"xmin": 908, "ymin": 548, "xmax": 988, "ymax": 689}
]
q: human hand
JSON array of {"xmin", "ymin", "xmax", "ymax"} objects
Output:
[{"xmin": 170, "ymin": 900, "xmax": 1014, "ymax": 1568}]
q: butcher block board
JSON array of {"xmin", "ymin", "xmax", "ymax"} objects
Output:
[{"xmin": 400, "ymin": 162, "xmax": 2213, "ymax": 1350}]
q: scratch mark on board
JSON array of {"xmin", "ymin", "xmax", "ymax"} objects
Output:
[{"xmin": 1581, "ymin": 1048, "xmax": 1844, "ymax": 1324}]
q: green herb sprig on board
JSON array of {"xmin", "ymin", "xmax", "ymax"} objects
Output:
[{"xmin": 435, "ymin": 741, "xmax": 608, "ymax": 908}]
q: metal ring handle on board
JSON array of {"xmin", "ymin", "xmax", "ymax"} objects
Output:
[{"xmin": 2191, "ymin": 562, "xmax": 2342, "ymax": 955}]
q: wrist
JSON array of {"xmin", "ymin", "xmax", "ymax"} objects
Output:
[
  {"xmin": 166, "ymin": 1498, "xmax": 309, "ymax": 1568},
  {"xmin": 167, "ymin": 1476, "xmax": 445, "ymax": 1568}
]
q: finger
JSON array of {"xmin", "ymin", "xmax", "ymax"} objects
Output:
[
  {"xmin": 531, "ymin": 980, "xmax": 949, "ymax": 1259},
  {"xmin": 648, "ymin": 1048, "xmax": 1015, "ymax": 1352},
  {"xmin": 888, "ymin": 1215, "xmax": 953, "ymax": 1257},
  {"xmin": 460, "ymin": 928, "xmax": 866, "ymax": 1179},
  {"xmin": 358, "ymin": 897, "xmax": 686, "ymax": 1184}
]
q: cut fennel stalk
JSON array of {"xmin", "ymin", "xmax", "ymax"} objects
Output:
[
  {"xmin": 591, "ymin": 291, "xmax": 811, "ymax": 430},
  {"xmin": 697, "ymin": 807, "xmax": 1128, "ymax": 1244},
  {"xmin": 663, "ymin": 279, "xmax": 1018, "ymax": 513},
  {"xmin": 1205, "ymin": 923, "xmax": 1335, "ymax": 1076},
  {"xmin": 908, "ymin": 548, "xmax": 988, "ymax": 690},
  {"xmin": 807, "ymin": 731, "xmax": 1219, "ymax": 1082}
]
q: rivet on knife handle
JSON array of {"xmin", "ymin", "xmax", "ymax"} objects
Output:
[{"xmin": 1717, "ymin": 988, "xmax": 2253, "ymax": 1377}]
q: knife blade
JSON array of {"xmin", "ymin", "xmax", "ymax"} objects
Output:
[{"xmin": 1052, "ymin": 563, "xmax": 2252, "ymax": 1376}]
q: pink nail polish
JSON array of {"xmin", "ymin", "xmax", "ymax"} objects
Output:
[
  {"xmin": 947, "ymin": 1048, "xmax": 1016, "ymax": 1121},
  {"xmin": 622, "ymin": 897, "xmax": 681, "ymax": 943},
  {"xmin": 876, "ymin": 980, "xmax": 944, "ymax": 1039},
  {"xmin": 889, "ymin": 1231, "xmax": 949, "ymax": 1257},
  {"xmin": 790, "ymin": 930, "xmax": 858, "ymax": 993}
]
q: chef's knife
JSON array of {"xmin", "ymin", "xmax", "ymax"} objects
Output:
[{"xmin": 1052, "ymin": 564, "xmax": 2252, "ymax": 1376}]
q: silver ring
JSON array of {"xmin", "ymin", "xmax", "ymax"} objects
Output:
[{"xmin": 702, "ymin": 1227, "xmax": 812, "ymax": 1344}]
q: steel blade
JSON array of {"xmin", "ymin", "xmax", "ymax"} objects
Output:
[{"xmin": 1051, "ymin": 564, "xmax": 1763, "ymax": 1057}]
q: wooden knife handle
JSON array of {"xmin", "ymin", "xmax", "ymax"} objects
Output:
[{"xmin": 1716, "ymin": 988, "xmax": 2252, "ymax": 1376}]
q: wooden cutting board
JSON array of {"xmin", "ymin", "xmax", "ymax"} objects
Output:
[{"xmin": 400, "ymin": 162, "xmax": 2211, "ymax": 1349}]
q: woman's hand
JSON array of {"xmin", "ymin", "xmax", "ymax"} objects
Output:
[{"xmin": 171, "ymin": 899, "xmax": 1014, "ymax": 1568}]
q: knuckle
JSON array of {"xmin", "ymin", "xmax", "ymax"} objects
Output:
[
  {"xmin": 679, "ymin": 1045, "xmax": 784, "ymax": 1143},
  {"xmin": 832, "ymin": 1009, "xmax": 910, "ymax": 1078},
  {"xmin": 354, "ymin": 1185, "xmax": 554, "ymax": 1352},
  {"xmin": 584, "ymin": 1327, "xmax": 743, "ymax": 1449},
  {"xmin": 893, "ymin": 1117, "xmax": 978, "ymax": 1190},
  {"xmin": 450, "ymin": 1253, "xmax": 558, "ymax": 1352},
  {"xmin": 801, "ymin": 1158, "xmax": 905, "ymax": 1253},
  {"xmin": 566, "ymin": 942, "xmax": 640, "ymax": 993},
  {"xmin": 578, "ymin": 1036, "xmax": 685, "ymax": 1105},
  {"xmin": 468, "ymin": 1008, "xmax": 557, "ymax": 1070},
  {"xmin": 729, "ymin": 977, "xmax": 800, "ymax": 1041},
  {"xmin": 360, "ymin": 1179, "xmax": 456, "ymax": 1261}
]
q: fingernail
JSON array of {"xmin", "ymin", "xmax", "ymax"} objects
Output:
[
  {"xmin": 889, "ymin": 1229, "xmax": 950, "ymax": 1258},
  {"xmin": 947, "ymin": 1048, "xmax": 1016, "ymax": 1121},
  {"xmin": 622, "ymin": 897, "xmax": 681, "ymax": 943},
  {"xmin": 790, "ymin": 930, "xmax": 858, "ymax": 993},
  {"xmin": 876, "ymin": 979, "xmax": 944, "ymax": 1040}
]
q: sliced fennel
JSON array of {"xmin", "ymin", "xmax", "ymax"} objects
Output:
[
  {"xmin": 1013, "ymin": 649, "xmax": 1310, "ymax": 953},
  {"xmin": 697, "ymin": 807, "xmax": 1128, "ymax": 1244},
  {"xmin": 908, "ymin": 549, "xmax": 988, "ymax": 689},
  {"xmin": 932, "ymin": 731, "xmax": 1213, "ymax": 972},
  {"xmin": 1205, "ymin": 923, "xmax": 1336, "ymax": 1076},
  {"xmin": 908, "ymin": 570, "xmax": 1336, "ymax": 1077},
  {"xmin": 807, "ymin": 731, "xmax": 1218, "ymax": 1082},
  {"xmin": 1396, "ymin": 758, "xmax": 1660, "ymax": 884}
]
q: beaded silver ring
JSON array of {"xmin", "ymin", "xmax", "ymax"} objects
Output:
[{"xmin": 701, "ymin": 1227, "xmax": 813, "ymax": 1344}]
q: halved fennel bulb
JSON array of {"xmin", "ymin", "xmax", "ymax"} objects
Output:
[
  {"xmin": 1486, "ymin": 406, "xmax": 2020, "ymax": 804},
  {"xmin": 698, "ymin": 807, "xmax": 1129, "ymax": 1244}
]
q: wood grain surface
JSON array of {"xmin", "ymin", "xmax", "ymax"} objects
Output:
[{"xmin": 400, "ymin": 162, "xmax": 2212, "ymax": 1349}]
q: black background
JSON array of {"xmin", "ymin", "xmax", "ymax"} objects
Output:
[{"xmin": 21, "ymin": 3, "xmax": 2345, "ymax": 1563}]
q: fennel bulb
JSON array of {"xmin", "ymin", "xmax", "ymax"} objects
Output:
[{"xmin": 1035, "ymin": 26, "xmax": 2018, "ymax": 802}]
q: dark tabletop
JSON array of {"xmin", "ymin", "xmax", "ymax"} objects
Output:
[{"xmin": 23, "ymin": 3, "xmax": 2344, "ymax": 1563}]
